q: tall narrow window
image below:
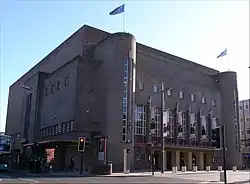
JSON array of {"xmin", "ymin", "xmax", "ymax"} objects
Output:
[
  {"xmin": 64, "ymin": 76, "xmax": 69, "ymax": 86},
  {"xmin": 134, "ymin": 105, "xmax": 146, "ymax": 136},
  {"xmin": 180, "ymin": 91, "xmax": 184, "ymax": 99},
  {"xmin": 57, "ymin": 81, "xmax": 60, "ymax": 90},
  {"xmin": 66, "ymin": 122, "xmax": 70, "ymax": 132},
  {"xmin": 201, "ymin": 97, "xmax": 206, "ymax": 104},
  {"xmin": 139, "ymin": 82, "xmax": 144, "ymax": 90},
  {"xmin": 153, "ymin": 85, "xmax": 158, "ymax": 93},
  {"xmin": 40, "ymin": 129, "xmax": 43, "ymax": 137},
  {"xmin": 70, "ymin": 121, "xmax": 74, "ymax": 131},
  {"xmin": 58, "ymin": 124, "xmax": 61, "ymax": 134},
  {"xmin": 122, "ymin": 57, "xmax": 129, "ymax": 142},
  {"xmin": 55, "ymin": 125, "xmax": 58, "ymax": 135},
  {"xmin": 212, "ymin": 100, "xmax": 216, "ymax": 106},
  {"xmin": 191, "ymin": 94, "xmax": 195, "ymax": 102},
  {"xmin": 51, "ymin": 85, "xmax": 55, "ymax": 93}
]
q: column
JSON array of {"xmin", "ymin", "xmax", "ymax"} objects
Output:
[
  {"xmin": 188, "ymin": 152, "xmax": 192, "ymax": 171},
  {"xmin": 206, "ymin": 152, "xmax": 212, "ymax": 167},
  {"xmin": 197, "ymin": 152, "xmax": 204, "ymax": 170},
  {"xmin": 176, "ymin": 151, "xmax": 180, "ymax": 170},
  {"xmin": 163, "ymin": 151, "xmax": 167, "ymax": 171}
]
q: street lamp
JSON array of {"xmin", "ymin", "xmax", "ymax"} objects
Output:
[
  {"xmin": 20, "ymin": 84, "xmax": 40, "ymax": 150},
  {"xmin": 160, "ymin": 82, "xmax": 171, "ymax": 173},
  {"xmin": 221, "ymin": 125, "xmax": 227, "ymax": 184},
  {"xmin": 147, "ymin": 82, "xmax": 171, "ymax": 174},
  {"xmin": 20, "ymin": 85, "xmax": 32, "ymax": 91}
]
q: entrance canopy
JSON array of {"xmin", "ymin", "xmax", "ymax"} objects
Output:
[{"xmin": 22, "ymin": 140, "xmax": 78, "ymax": 147}]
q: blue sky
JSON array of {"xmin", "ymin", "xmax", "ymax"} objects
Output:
[{"xmin": 0, "ymin": 0, "xmax": 249, "ymax": 132}]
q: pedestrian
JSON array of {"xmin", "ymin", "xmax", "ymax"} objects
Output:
[{"xmin": 70, "ymin": 157, "xmax": 75, "ymax": 172}]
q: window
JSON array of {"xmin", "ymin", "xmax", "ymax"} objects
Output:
[
  {"xmin": 246, "ymin": 117, "xmax": 250, "ymax": 122},
  {"xmin": 57, "ymin": 81, "xmax": 60, "ymax": 90},
  {"xmin": 45, "ymin": 128, "xmax": 48, "ymax": 136},
  {"xmin": 191, "ymin": 94, "xmax": 195, "ymax": 102},
  {"xmin": 201, "ymin": 116, "xmax": 207, "ymax": 139},
  {"xmin": 134, "ymin": 105, "xmax": 147, "ymax": 136},
  {"xmin": 64, "ymin": 76, "xmax": 69, "ymax": 86},
  {"xmin": 152, "ymin": 107, "xmax": 161, "ymax": 137},
  {"xmin": 70, "ymin": 121, "xmax": 74, "ymax": 131},
  {"xmin": 212, "ymin": 100, "xmax": 216, "ymax": 106},
  {"xmin": 40, "ymin": 129, "xmax": 43, "ymax": 137},
  {"xmin": 180, "ymin": 91, "xmax": 184, "ymax": 99},
  {"xmin": 45, "ymin": 88, "xmax": 48, "ymax": 96},
  {"xmin": 62, "ymin": 123, "xmax": 66, "ymax": 133},
  {"xmin": 202, "ymin": 97, "xmax": 206, "ymax": 104},
  {"xmin": 55, "ymin": 125, "xmax": 58, "ymax": 135},
  {"xmin": 247, "ymin": 129, "xmax": 250, "ymax": 134},
  {"xmin": 153, "ymin": 85, "xmax": 158, "ymax": 93},
  {"xmin": 122, "ymin": 57, "xmax": 129, "ymax": 142},
  {"xmin": 51, "ymin": 126, "xmax": 55, "ymax": 136},
  {"xmin": 240, "ymin": 106, "xmax": 243, "ymax": 110},
  {"xmin": 167, "ymin": 89, "xmax": 172, "ymax": 96},
  {"xmin": 165, "ymin": 109, "xmax": 174, "ymax": 138},
  {"xmin": 66, "ymin": 122, "xmax": 70, "ymax": 132},
  {"xmin": 51, "ymin": 85, "xmax": 55, "ymax": 93},
  {"xmin": 246, "ymin": 104, "xmax": 249, "ymax": 109},
  {"xmin": 58, "ymin": 124, "xmax": 61, "ymax": 134},
  {"xmin": 177, "ymin": 111, "xmax": 186, "ymax": 138},
  {"xmin": 139, "ymin": 82, "xmax": 144, "ymax": 90}
]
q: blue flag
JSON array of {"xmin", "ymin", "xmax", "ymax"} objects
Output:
[
  {"xmin": 109, "ymin": 4, "xmax": 125, "ymax": 15},
  {"xmin": 217, "ymin": 49, "xmax": 227, "ymax": 59}
]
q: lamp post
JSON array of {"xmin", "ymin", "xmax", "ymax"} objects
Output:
[
  {"xmin": 222, "ymin": 125, "xmax": 227, "ymax": 184},
  {"xmin": 147, "ymin": 82, "xmax": 171, "ymax": 174},
  {"xmin": 20, "ymin": 85, "xmax": 40, "ymax": 158},
  {"xmin": 160, "ymin": 82, "xmax": 172, "ymax": 173}
]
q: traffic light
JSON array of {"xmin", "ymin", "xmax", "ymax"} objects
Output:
[{"xmin": 78, "ymin": 137, "xmax": 86, "ymax": 152}]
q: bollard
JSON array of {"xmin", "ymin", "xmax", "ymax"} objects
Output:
[
  {"xmin": 206, "ymin": 166, "xmax": 210, "ymax": 172},
  {"xmin": 172, "ymin": 166, "xmax": 177, "ymax": 173},
  {"xmin": 218, "ymin": 166, "xmax": 222, "ymax": 171},
  {"xmin": 232, "ymin": 166, "xmax": 237, "ymax": 172},
  {"xmin": 193, "ymin": 166, "xmax": 197, "ymax": 172},
  {"xmin": 181, "ymin": 166, "xmax": 186, "ymax": 172}
]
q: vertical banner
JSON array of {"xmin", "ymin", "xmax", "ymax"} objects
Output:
[
  {"xmin": 177, "ymin": 112, "xmax": 183, "ymax": 138},
  {"xmin": 163, "ymin": 110, "xmax": 169, "ymax": 137},
  {"xmin": 190, "ymin": 113, "xmax": 196, "ymax": 139},
  {"xmin": 201, "ymin": 116, "xmax": 207, "ymax": 140}
]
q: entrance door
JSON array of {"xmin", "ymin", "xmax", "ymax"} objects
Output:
[
  {"xmin": 166, "ymin": 151, "xmax": 172, "ymax": 170},
  {"xmin": 154, "ymin": 152, "xmax": 160, "ymax": 170}
]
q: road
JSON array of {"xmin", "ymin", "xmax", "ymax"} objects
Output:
[
  {"xmin": 0, "ymin": 171, "xmax": 249, "ymax": 183},
  {"xmin": 0, "ymin": 172, "xmax": 202, "ymax": 183}
]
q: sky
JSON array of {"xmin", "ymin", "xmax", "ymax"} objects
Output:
[{"xmin": 0, "ymin": 0, "xmax": 249, "ymax": 132}]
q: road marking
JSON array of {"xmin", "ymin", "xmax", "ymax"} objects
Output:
[
  {"xmin": 18, "ymin": 178, "xmax": 41, "ymax": 183},
  {"xmin": 198, "ymin": 182, "xmax": 223, "ymax": 184}
]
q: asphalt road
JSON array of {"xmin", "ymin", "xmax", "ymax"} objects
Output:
[{"xmin": 0, "ymin": 172, "xmax": 203, "ymax": 183}]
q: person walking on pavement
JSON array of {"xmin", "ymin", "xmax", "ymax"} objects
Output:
[{"xmin": 67, "ymin": 157, "xmax": 76, "ymax": 172}]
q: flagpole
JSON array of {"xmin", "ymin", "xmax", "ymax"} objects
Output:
[{"xmin": 123, "ymin": 9, "xmax": 125, "ymax": 32}]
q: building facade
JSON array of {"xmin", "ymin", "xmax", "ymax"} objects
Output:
[
  {"xmin": 5, "ymin": 25, "xmax": 242, "ymax": 172},
  {"xmin": 239, "ymin": 99, "xmax": 250, "ymax": 168}
]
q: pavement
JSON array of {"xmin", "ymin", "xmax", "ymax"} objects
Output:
[{"xmin": 0, "ymin": 170, "xmax": 248, "ymax": 183}]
